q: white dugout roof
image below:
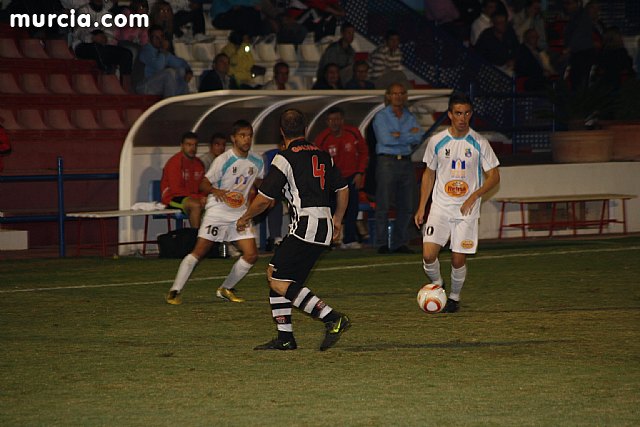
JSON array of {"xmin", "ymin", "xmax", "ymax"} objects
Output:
[{"xmin": 118, "ymin": 89, "xmax": 451, "ymax": 251}]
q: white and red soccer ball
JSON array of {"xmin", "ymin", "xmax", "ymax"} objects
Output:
[{"xmin": 417, "ymin": 284, "xmax": 447, "ymax": 313}]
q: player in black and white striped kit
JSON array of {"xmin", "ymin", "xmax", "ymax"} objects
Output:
[{"xmin": 237, "ymin": 109, "xmax": 351, "ymax": 351}]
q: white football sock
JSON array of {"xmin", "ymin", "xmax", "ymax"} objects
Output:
[
  {"xmin": 170, "ymin": 254, "xmax": 199, "ymax": 293},
  {"xmin": 449, "ymin": 264, "xmax": 467, "ymax": 301},
  {"xmin": 423, "ymin": 259, "xmax": 443, "ymax": 286},
  {"xmin": 220, "ymin": 257, "xmax": 254, "ymax": 289}
]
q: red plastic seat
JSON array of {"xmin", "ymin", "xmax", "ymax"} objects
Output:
[
  {"xmin": 17, "ymin": 109, "xmax": 48, "ymax": 130},
  {"xmin": 21, "ymin": 73, "xmax": 50, "ymax": 94},
  {"xmin": 72, "ymin": 73, "xmax": 101, "ymax": 94},
  {"xmin": 19, "ymin": 38, "xmax": 49, "ymax": 59},
  {"xmin": 0, "ymin": 72, "xmax": 22, "ymax": 94},
  {"xmin": 98, "ymin": 74, "xmax": 127, "ymax": 95},
  {"xmin": 0, "ymin": 38, "xmax": 22, "ymax": 58},
  {"xmin": 0, "ymin": 109, "xmax": 22, "ymax": 129},
  {"xmin": 47, "ymin": 74, "xmax": 75, "ymax": 94},
  {"xmin": 97, "ymin": 109, "xmax": 126, "ymax": 129},
  {"xmin": 70, "ymin": 109, "xmax": 101, "ymax": 130},
  {"xmin": 123, "ymin": 108, "xmax": 144, "ymax": 127},
  {"xmin": 44, "ymin": 39, "xmax": 74, "ymax": 60},
  {"xmin": 45, "ymin": 109, "xmax": 75, "ymax": 130}
]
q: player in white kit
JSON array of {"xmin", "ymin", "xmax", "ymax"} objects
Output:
[
  {"xmin": 166, "ymin": 120, "xmax": 265, "ymax": 305},
  {"xmin": 414, "ymin": 92, "xmax": 500, "ymax": 313}
]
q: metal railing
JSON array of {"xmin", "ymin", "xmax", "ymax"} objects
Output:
[{"xmin": 0, "ymin": 157, "xmax": 118, "ymax": 257}]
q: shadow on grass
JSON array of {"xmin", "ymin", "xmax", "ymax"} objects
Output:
[{"xmin": 341, "ymin": 339, "xmax": 572, "ymax": 352}]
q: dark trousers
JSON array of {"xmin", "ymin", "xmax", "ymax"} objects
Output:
[
  {"xmin": 75, "ymin": 43, "xmax": 133, "ymax": 75},
  {"xmin": 174, "ymin": 9, "xmax": 205, "ymax": 37},
  {"xmin": 212, "ymin": 7, "xmax": 264, "ymax": 37},
  {"xmin": 343, "ymin": 175, "xmax": 360, "ymax": 244}
]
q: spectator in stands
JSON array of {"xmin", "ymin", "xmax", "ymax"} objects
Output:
[
  {"xmin": 260, "ymin": 0, "xmax": 308, "ymax": 45},
  {"xmin": 369, "ymin": 29, "xmax": 407, "ymax": 89},
  {"xmin": 345, "ymin": 60, "xmax": 375, "ymax": 90},
  {"xmin": 290, "ymin": 0, "xmax": 346, "ymax": 43},
  {"xmin": 0, "ymin": 124, "xmax": 11, "ymax": 173},
  {"xmin": 314, "ymin": 107, "xmax": 369, "ymax": 249},
  {"xmin": 165, "ymin": 0, "xmax": 206, "ymax": 41},
  {"xmin": 199, "ymin": 53, "xmax": 239, "ymax": 92},
  {"xmin": 137, "ymin": 25, "xmax": 192, "ymax": 98},
  {"xmin": 475, "ymin": 12, "xmax": 520, "ymax": 76},
  {"xmin": 312, "ymin": 63, "xmax": 342, "ymax": 89},
  {"xmin": 222, "ymin": 30, "xmax": 256, "ymax": 87},
  {"xmin": 114, "ymin": 0, "xmax": 150, "ymax": 63},
  {"xmin": 513, "ymin": 0, "xmax": 547, "ymax": 50},
  {"xmin": 564, "ymin": 0, "xmax": 602, "ymax": 92},
  {"xmin": 262, "ymin": 62, "xmax": 301, "ymax": 90},
  {"xmin": 470, "ymin": 0, "xmax": 498, "ymax": 46},
  {"xmin": 72, "ymin": 0, "xmax": 134, "ymax": 92},
  {"xmin": 200, "ymin": 132, "xmax": 227, "ymax": 171},
  {"xmin": 150, "ymin": 1, "xmax": 175, "ymax": 50},
  {"xmin": 316, "ymin": 22, "xmax": 356, "ymax": 85},
  {"xmin": 593, "ymin": 26, "xmax": 634, "ymax": 90},
  {"xmin": 373, "ymin": 83, "xmax": 422, "ymax": 254},
  {"xmin": 515, "ymin": 28, "xmax": 551, "ymax": 91},
  {"xmin": 160, "ymin": 131, "xmax": 207, "ymax": 229},
  {"xmin": 209, "ymin": 0, "xmax": 266, "ymax": 38}
]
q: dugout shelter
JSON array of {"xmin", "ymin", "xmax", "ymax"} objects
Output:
[{"xmin": 117, "ymin": 89, "xmax": 452, "ymax": 254}]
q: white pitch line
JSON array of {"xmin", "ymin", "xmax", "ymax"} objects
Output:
[{"xmin": 2, "ymin": 245, "xmax": 639, "ymax": 294}]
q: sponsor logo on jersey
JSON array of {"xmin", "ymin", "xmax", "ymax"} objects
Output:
[
  {"xmin": 224, "ymin": 191, "xmax": 245, "ymax": 208},
  {"xmin": 291, "ymin": 144, "xmax": 320, "ymax": 152},
  {"xmin": 275, "ymin": 316, "xmax": 286, "ymax": 324},
  {"xmin": 445, "ymin": 148, "xmax": 450, "ymax": 157},
  {"xmin": 465, "ymin": 148, "xmax": 472, "ymax": 158},
  {"xmin": 461, "ymin": 240, "xmax": 474, "ymax": 249},
  {"xmin": 444, "ymin": 180, "xmax": 469, "ymax": 197},
  {"xmin": 451, "ymin": 159, "xmax": 466, "ymax": 178},
  {"xmin": 232, "ymin": 166, "xmax": 237, "ymax": 174},
  {"xmin": 248, "ymin": 167, "xmax": 254, "ymax": 175}
]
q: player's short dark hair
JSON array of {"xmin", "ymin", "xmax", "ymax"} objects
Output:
[
  {"xmin": 273, "ymin": 61, "xmax": 289, "ymax": 73},
  {"xmin": 326, "ymin": 106, "xmax": 344, "ymax": 116},
  {"xmin": 181, "ymin": 131, "xmax": 198, "ymax": 143},
  {"xmin": 231, "ymin": 120, "xmax": 252, "ymax": 135},
  {"xmin": 280, "ymin": 109, "xmax": 306, "ymax": 139},
  {"xmin": 448, "ymin": 92, "xmax": 473, "ymax": 111},
  {"xmin": 209, "ymin": 132, "xmax": 226, "ymax": 144}
]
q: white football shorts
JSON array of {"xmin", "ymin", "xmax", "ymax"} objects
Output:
[
  {"xmin": 197, "ymin": 215, "xmax": 255, "ymax": 242},
  {"xmin": 422, "ymin": 212, "xmax": 478, "ymax": 254}
]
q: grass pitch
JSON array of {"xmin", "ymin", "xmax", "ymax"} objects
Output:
[{"xmin": 1, "ymin": 237, "xmax": 639, "ymax": 426}]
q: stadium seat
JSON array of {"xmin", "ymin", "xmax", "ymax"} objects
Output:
[
  {"xmin": 98, "ymin": 74, "xmax": 127, "ymax": 95},
  {"xmin": 47, "ymin": 74, "xmax": 76, "ymax": 94},
  {"xmin": 255, "ymin": 42, "xmax": 278, "ymax": 66},
  {"xmin": 173, "ymin": 42, "xmax": 193, "ymax": 62},
  {"xmin": 44, "ymin": 39, "xmax": 75, "ymax": 60},
  {"xmin": 70, "ymin": 109, "xmax": 101, "ymax": 130},
  {"xmin": 72, "ymin": 73, "xmax": 101, "ymax": 94},
  {"xmin": 123, "ymin": 108, "xmax": 144, "ymax": 127},
  {"xmin": 0, "ymin": 109, "xmax": 22, "ymax": 130},
  {"xmin": 0, "ymin": 72, "xmax": 22, "ymax": 94},
  {"xmin": 45, "ymin": 109, "xmax": 75, "ymax": 130},
  {"xmin": 97, "ymin": 109, "xmax": 126, "ymax": 129},
  {"xmin": 0, "ymin": 38, "xmax": 22, "ymax": 58},
  {"xmin": 19, "ymin": 38, "xmax": 49, "ymax": 59},
  {"xmin": 20, "ymin": 73, "xmax": 50, "ymax": 94},
  {"xmin": 277, "ymin": 44, "xmax": 299, "ymax": 68},
  {"xmin": 192, "ymin": 42, "xmax": 215, "ymax": 63},
  {"xmin": 17, "ymin": 109, "xmax": 48, "ymax": 130},
  {"xmin": 300, "ymin": 43, "xmax": 321, "ymax": 65}
]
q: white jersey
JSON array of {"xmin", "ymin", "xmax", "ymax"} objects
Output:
[
  {"xmin": 204, "ymin": 149, "xmax": 265, "ymax": 222},
  {"xmin": 423, "ymin": 128, "xmax": 499, "ymax": 220}
]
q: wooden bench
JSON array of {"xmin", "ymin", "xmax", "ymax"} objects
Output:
[
  {"xmin": 496, "ymin": 194, "xmax": 635, "ymax": 239},
  {"xmin": 67, "ymin": 209, "xmax": 182, "ymax": 256}
]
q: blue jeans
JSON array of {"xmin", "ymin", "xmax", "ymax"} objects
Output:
[
  {"xmin": 137, "ymin": 68, "xmax": 188, "ymax": 98},
  {"xmin": 374, "ymin": 156, "xmax": 415, "ymax": 250}
]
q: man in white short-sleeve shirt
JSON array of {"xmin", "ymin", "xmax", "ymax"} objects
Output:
[
  {"xmin": 166, "ymin": 120, "xmax": 265, "ymax": 305},
  {"xmin": 414, "ymin": 92, "xmax": 500, "ymax": 313}
]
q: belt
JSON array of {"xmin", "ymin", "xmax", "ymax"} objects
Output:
[{"xmin": 379, "ymin": 154, "xmax": 410, "ymax": 160}]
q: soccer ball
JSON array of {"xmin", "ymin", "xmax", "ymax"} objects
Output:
[{"xmin": 417, "ymin": 284, "xmax": 447, "ymax": 313}]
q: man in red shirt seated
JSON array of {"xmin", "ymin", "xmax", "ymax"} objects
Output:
[
  {"xmin": 160, "ymin": 131, "xmax": 207, "ymax": 228},
  {"xmin": 315, "ymin": 106, "xmax": 369, "ymax": 248}
]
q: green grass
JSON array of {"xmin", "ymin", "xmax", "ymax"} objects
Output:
[{"xmin": 1, "ymin": 237, "xmax": 639, "ymax": 426}]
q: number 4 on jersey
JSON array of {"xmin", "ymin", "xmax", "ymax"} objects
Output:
[{"xmin": 312, "ymin": 155, "xmax": 325, "ymax": 189}]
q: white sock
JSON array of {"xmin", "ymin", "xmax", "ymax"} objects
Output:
[
  {"xmin": 170, "ymin": 254, "xmax": 199, "ymax": 293},
  {"xmin": 220, "ymin": 257, "xmax": 254, "ymax": 289},
  {"xmin": 423, "ymin": 259, "xmax": 443, "ymax": 286},
  {"xmin": 450, "ymin": 265, "xmax": 467, "ymax": 301}
]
